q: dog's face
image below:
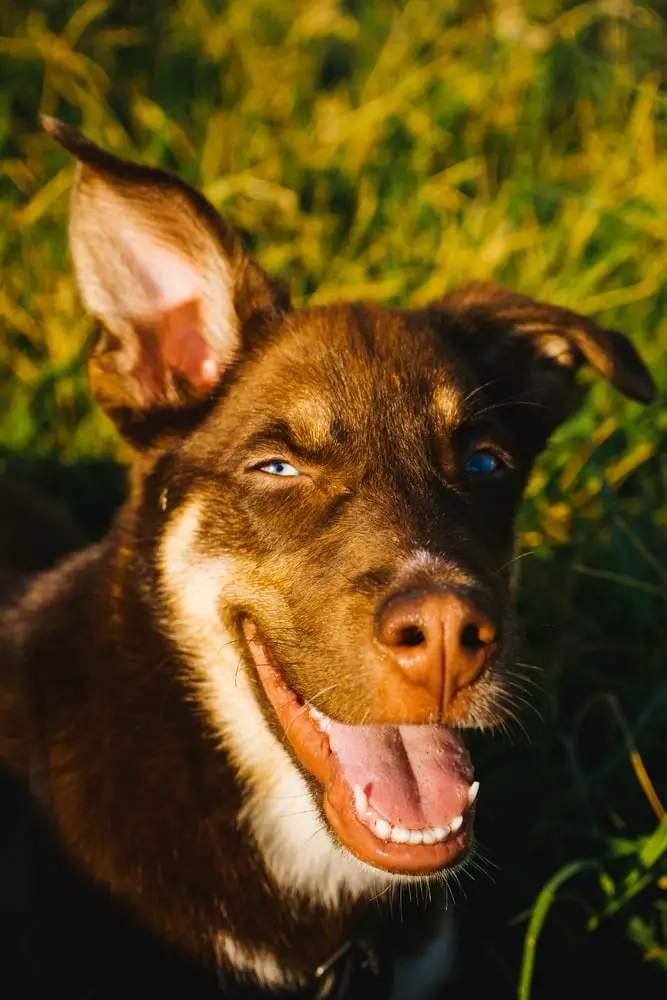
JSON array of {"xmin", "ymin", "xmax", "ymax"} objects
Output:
[{"xmin": 45, "ymin": 120, "xmax": 654, "ymax": 896}]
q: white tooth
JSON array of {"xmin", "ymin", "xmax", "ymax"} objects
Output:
[
  {"xmin": 422, "ymin": 830, "xmax": 436, "ymax": 845},
  {"xmin": 468, "ymin": 781, "xmax": 480, "ymax": 806},
  {"xmin": 353, "ymin": 785, "xmax": 368, "ymax": 816},
  {"xmin": 390, "ymin": 826, "xmax": 410, "ymax": 844},
  {"xmin": 409, "ymin": 830, "xmax": 423, "ymax": 845},
  {"xmin": 433, "ymin": 826, "xmax": 448, "ymax": 842},
  {"xmin": 450, "ymin": 814, "xmax": 463, "ymax": 833},
  {"xmin": 308, "ymin": 706, "xmax": 331, "ymax": 733},
  {"xmin": 374, "ymin": 818, "xmax": 391, "ymax": 840}
]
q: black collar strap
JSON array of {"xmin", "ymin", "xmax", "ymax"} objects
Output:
[
  {"xmin": 216, "ymin": 935, "xmax": 392, "ymax": 1000},
  {"xmin": 312, "ymin": 936, "xmax": 388, "ymax": 999}
]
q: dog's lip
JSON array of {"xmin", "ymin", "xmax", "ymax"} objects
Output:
[{"xmin": 241, "ymin": 618, "xmax": 476, "ymax": 875}]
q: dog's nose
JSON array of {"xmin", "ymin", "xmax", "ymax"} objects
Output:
[{"xmin": 375, "ymin": 588, "xmax": 497, "ymax": 713}]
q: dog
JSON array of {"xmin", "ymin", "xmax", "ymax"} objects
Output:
[{"xmin": 0, "ymin": 118, "xmax": 655, "ymax": 999}]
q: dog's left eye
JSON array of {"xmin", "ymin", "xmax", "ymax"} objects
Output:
[
  {"xmin": 465, "ymin": 449, "xmax": 503, "ymax": 475},
  {"xmin": 256, "ymin": 460, "xmax": 301, "ymax": 477}
]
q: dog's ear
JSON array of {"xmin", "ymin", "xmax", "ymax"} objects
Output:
[
  {"xmin": 43, "ymin": 117, "xmax": 289, "ymax": 448},
  {"xmin": 439, "ymin": 282, "xmax": 655, "ymax": 441}
]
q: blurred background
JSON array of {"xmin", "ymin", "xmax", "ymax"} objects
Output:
[{"xmin": 1, "ymin": 1, "xmax": 666, "ymax": 996}]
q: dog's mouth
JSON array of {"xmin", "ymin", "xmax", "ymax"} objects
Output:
[{"xmin": 242, "ymin": 620, "xmax": 477, "ymax": 875}]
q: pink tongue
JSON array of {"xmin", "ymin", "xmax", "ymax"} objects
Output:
[{"xmin": 328, "ymin": 723, "xmax": 473, "ymax": 830}]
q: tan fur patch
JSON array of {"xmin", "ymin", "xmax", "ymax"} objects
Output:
[
  {"xmin": 283, "ymin": 395, "xmax": 334, "ymax": 454},
  {"xmin": 432, "ymin": 382, "xmax": 463, "ymax": 428}
]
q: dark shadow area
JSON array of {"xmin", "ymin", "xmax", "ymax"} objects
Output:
[
  {"xmin": 0, "ymin": 770, "xmax": 224, "ymax": 1000},
  {"xmin": 449, "ymin": 494, "xmax": 667, "ymax": 999},
  {"xmin": 0, "ymin": 451, "xmax": 127, "ymax": 543}
]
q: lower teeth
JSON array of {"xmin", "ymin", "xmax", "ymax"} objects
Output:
[
  {"xmin": 371, "ymin": 817, "xmax": 455, "ymax": 844},
  {"xmin": 307, "ymin": 710, "xmax": 473, "ymax": 849}
]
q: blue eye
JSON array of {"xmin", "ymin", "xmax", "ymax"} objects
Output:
[
  {"xmin": 465, "ymin": 449, "xmax": 502, "ymax": 475},
  {"xmin": 257, "ymin": 460, "xmax": 301, "ymax": 477}
]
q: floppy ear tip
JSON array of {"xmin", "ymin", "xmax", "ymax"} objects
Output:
[
  {"xmin": 628, "ymin": 369, "xmax": 657, "ymax": 405},
  {"xmin": 604, "ymin": 328, "xmax": 657, "ymax": 405},
  {"xmin": 624, "ymin": 376, "xmax": 657, "ymax": 406}
]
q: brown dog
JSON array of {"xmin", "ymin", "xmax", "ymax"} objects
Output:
[{"xmin": 0, "ymin": 119, "xmax": 655, "ymax": 999}]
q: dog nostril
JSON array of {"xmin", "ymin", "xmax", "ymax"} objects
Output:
[
  {"xmin": 460, "ymin": 622, "xmax": 496, "ymax": 651},
  {"xmin": 398, "ymin": 625, "xmax": 425, "ymax": 647}
]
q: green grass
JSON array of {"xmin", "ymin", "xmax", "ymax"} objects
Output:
[{"xmin": 1, "ymin": 1, "xmax": 666, "ymax": 995}]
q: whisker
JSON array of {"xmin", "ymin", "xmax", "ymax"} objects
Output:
[
  {"xmin": 496, "ymin": 549, "xmax": 537, "ymax": 574},
  {"xmin": 460, "ymin": 379, "xmax": 499, "ymax": 418},
  {"xmin": 513, "ymin": 661, "xmax": 545, "ymax": 674},
  {"xmin": 278, "ymin": 808, "xmax": 319, "ymax": 820},
  {"xmin": 296, "ymin": 822, "xmax": 329, "ymax": 852},
  {"xmin": 370, "ymin": 882, "xmax": 394, "ymax": 905}
]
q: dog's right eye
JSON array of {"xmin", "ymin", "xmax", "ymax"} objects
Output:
[{"xmin": 253, "ymin": 459, "xmax": 301, "ymax": 478}]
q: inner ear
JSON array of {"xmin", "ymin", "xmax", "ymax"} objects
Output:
[
  {"xmin": 120, "ymin": 298, "xmax": 218, "ymax": 411},
  {"xmin": 43, "ymin": 118, "xmax": 289, "ymax": 447},
  {"xmin": 159, "ymin": 299, "xmax": 218, "ymax": 387},
  {"xmin": 68, "ymin": 164, "xmax": 242, "ymax": 412}
]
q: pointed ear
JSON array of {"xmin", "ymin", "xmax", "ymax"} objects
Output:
[
  {"xmin": 43, "ymin": 117, "xmax": 289, "ymax": 447},
  {"xmin": 439, "ymin": 282, "xmax": 655, "ymax": 439}
]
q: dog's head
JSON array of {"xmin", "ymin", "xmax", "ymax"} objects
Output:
[{"xmin": 45, "ymin": 119, "xmax": 654, "ymax": 897}]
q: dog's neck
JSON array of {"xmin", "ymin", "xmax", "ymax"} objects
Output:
[{"xmin": 1, "ymin": 517, "xmax": 370, "ymax": 990}]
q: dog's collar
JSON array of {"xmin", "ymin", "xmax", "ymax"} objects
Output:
[
  {"xmin": 311, "ymin": 936, "xmax": 388, "ymax": 999},
  {"xmin": 217, "ymin": 934, "xmax": 391, "ymax": 1000}
]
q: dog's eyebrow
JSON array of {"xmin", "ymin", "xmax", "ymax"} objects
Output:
[
  {"xmin": 242, "ymin": 419, "xmax": 334, "ymax": 463},
  {"xmin": 432, "ymin": 382, "xmax": 463, "ymax": 429}
]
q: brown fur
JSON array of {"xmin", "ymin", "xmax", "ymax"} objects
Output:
[{"xmin": 0, "ymin": 120, "xmax": 655, "ymax": 998}]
